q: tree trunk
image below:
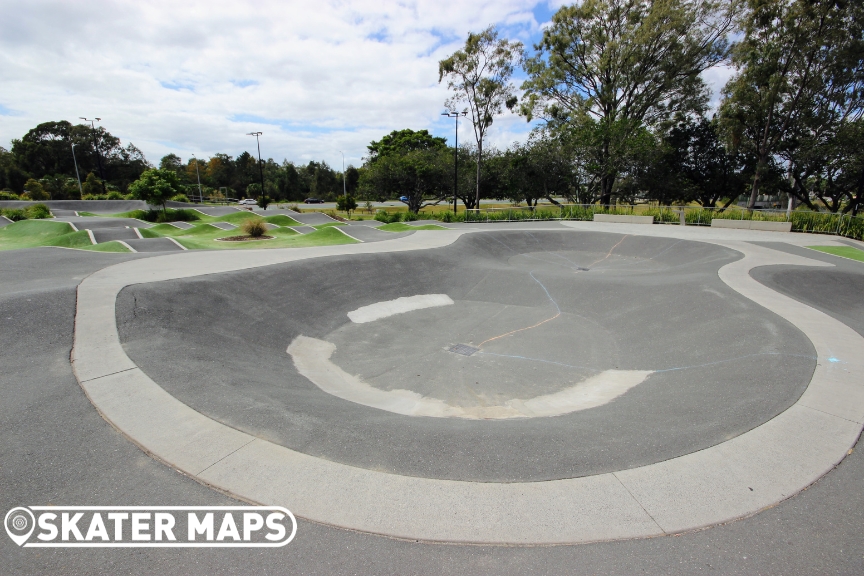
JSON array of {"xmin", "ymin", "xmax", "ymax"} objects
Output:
[{"xmin": 475, "ymin": 141, "xmax": 482, "ymax": 209}]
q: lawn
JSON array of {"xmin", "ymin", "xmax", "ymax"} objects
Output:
[
  {"xmin": 140, "ymin": 222, "xmax": 356, "ymax": 250},
  {"xmin": 807, "ymin": 245, "xmax": 864, "ymax": 263},
  {"xmin": 378, "ymin": 223, "xmax": 447, "ymax": 232},
  {"xmin": 0, "ymin": 220, "xmax": 86, "ymax": 251}
]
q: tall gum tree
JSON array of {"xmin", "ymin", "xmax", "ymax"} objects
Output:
[
  {"xmin": 521, "ymin": 0, "xmax": 734, "ymax": 205},
  {"xmin": 720, "ymin": 0, "xmax": 864, "ymax": 209},
  {"xmin": 439, "ymin": 26, "xmax": 522, "ymax": 209}
]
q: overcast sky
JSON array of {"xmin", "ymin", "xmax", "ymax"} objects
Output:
[{"xmin": 0, "ymin": 0, "xmax": 733, "ymax": 169}]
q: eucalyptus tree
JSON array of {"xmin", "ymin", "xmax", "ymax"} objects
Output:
[
  {"xmin": 521, "ymin": 0, "xmax": 734, "ymax": 205},
  {"xmin": 720, "ymin": 0, "xmax": 864, "ymax": 209},
  {"xmin": 439, "ymin": 26, "xmax": 522, "ymax": 208}
]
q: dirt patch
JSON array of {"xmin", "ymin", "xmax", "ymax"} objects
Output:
[{"xmin": 216, "ymin": 235, "xmax": 275, "ymax": 242}]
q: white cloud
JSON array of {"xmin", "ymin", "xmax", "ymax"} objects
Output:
[
  {"xmin": 0, "ymin": 0, "xmax": 543, "ymax": 167},
  {"xmin": 0, "ymin": 0, "xmax": 732, "ymax": 168}
]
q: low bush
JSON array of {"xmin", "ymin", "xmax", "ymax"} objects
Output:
[
  {"xmin": 107, "ymin": 191, "xmax": 125, "ymax": 200},
  {"xmin": 1, "ymin": 208, "xmax": 27, "ymax": 221},
  {"xmin": 170, "ymin": 193, "xmax": 190, "ymax": 203},
  {"xmin": 285, "ymin": 204, "xmax": 301, "ymax": 213},
  {"xmin": 374, "ymin": 210, "xmax": 402, "ymax": 224},
  {"xmin": 82, "ymin": 193, "xmax": 109, "ymax": 200},
  {"xmin": 0, "ymin": 190, "xmax": 19, "ymax": 200},
  {"xmin": 135, "ymin": 208, "xmax": 201, "ymax": 223},
  {"xmin": 27, "ymin": 204, "xmax": 51, "ymax": 219},
  {"xmin": 240, "ymin": 217, "xmax": 268, "ymax": 237}
]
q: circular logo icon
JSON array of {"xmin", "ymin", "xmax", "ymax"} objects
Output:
[{"xmin": 4, "ymin": 507, "xmax": 35, "ymax": 546}]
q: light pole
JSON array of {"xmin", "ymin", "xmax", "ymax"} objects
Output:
[
  {"xmin": 80, "ymin": 117, "xmax": 106, "ymax": 193},
  {"xmin": 192, "ymin": 154, "xmax": 203, "ymax": 203},
  {"xmin": 70, "ymin": 143, "xmax": 83, "ymax": 198},
  {"xmin": 441, "ymin": 110, "xmax": 467, "ymax": 213},
  {"xmin": 246, "ymin": 132, "xmax": 265, "ymax": 199},
  {"xmin": 339, "ymin": 151, "xmax": 346, "ymax": 197}
]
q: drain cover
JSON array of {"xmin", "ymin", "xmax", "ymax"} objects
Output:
[{"xmin": 448, "ymin": 343, "xmax": 479, "ymax": 356}]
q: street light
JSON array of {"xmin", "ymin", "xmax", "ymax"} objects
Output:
[
  {"xmin": 80, "ymin": 117, "xmax": 106, "ymax": 194},
  {"xmin": 246, "ymin": 132, "xmax": 265, "ymax": 200},
  {"xmin": 192, "ymin": 153, "xmax": 203, "ymax": 203},
  {"xmin": 441, "ymin": 110, "xmax": 467, "ymax": 213},
  {"xmin": 339, "ymin": 151, "xmax": 346, "ymax": 197},
  {"xmin": 70, "ymin": 143, "xmax": 83, "ymax": 198}
]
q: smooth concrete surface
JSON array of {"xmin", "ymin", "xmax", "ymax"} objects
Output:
[
  {"xmin": 122, "ymin": 237, "xmax": 185, "ymax": 252},
  {"xmin": 4, "ymin": 226, "xmax": 864, "ymax": 574},
  {"xmin": 711, "ymin": 219, "xmax": 794, "ymax": 232},
  {"xmin": 593, "ymin": 214, "xmax": 654, "ymax": 224},
  {"xmin": 118, "ymin": 231, "xmax": 812, "ymax": 481},
  {"xmin": 70, "ymin": 226, "xmax": 864, "ymax": 544},
  {"xmin": 90, "ymin": 228, "xmax": 140, "ymax": 243}
]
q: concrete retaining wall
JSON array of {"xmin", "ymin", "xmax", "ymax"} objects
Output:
[
  {"xmin": 711, "ymin": 219, "xmax": 792, "ymax": 232},
  {"xmin": 0, "ymin": 200, "xmax": 149, "ymax": 212},
  {"xmin": 593, "ymin": 214, "xmax": 655, "ymax": 224}
]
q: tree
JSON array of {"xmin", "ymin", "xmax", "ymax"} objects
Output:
[
  {"xmin": 336, "ymin": 194, "xmax": 358, "ymax": 216},
  {"xmin": 257, "ymin": 195, "xmax": 271, "ymax": 210},
  {"xmin": 521, "ymin": 0, "xmax": 733, "ymax": 205},
  {"xmin": 23, "ymin": 178, "xmax": 49, "ymax": 200},
  {"xmin": 81, "ymin": 173, "xmax": 103, "ymax": 197},
  {"xmin": 367, "ymin": 130, "xmax": 447, "ymax": 163},
  {"xmin": 360, "ymin": 148, "xmax": 451, "ymax": 213},
  {"xmin": 128, "ymin": 169, "xmax": 184, "ymax": 215},
  {"xmin": 719, "ymin": 0, "xmax": 864, "ymax": 208},
  {"xmin": 439, "ymin": 26, "xmax": 522, "ymax": 208}
]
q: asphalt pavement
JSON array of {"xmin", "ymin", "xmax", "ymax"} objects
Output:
[{"xmin": 1, "ymin": 232, "xmax": 863, "ymax": 574}]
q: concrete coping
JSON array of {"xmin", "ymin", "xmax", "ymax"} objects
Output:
[{"xmin": 71, "ymin": 227, "xmax": 864, "ymax": 545}]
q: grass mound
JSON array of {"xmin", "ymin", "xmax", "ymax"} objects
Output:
[
  {"xmin": 0, "ymin": 220, "xmax": 79, "ymax": 250},
  {"xmin": 263, "ymin": 214, "xmax": 301, "ymax": 226}
]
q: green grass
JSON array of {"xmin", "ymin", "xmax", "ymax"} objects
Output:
[
  {"xmin": 172, "ymin": 225, "xmax": 356, "ymax": 250},
  {"xmin": 378, "ymin": 223, "xmax": 447, "ymax": 232},
  {"xmin": 262, "ymin": 214, "xmax": 302, "ymax": 226},
  {"xmin": 0, "ymin": 220, "xmax": 81, "ymax": 250},
  {"xmin": 44, "ymin": 230, "xmax": 95, "ymax": 249},
  {"xmin": 312, "ymin": 222, "xmax": 345, "ymax": 229},
  {"xmin": 807, "ymin": 245, "xmax": 864, "ymax": 262}
]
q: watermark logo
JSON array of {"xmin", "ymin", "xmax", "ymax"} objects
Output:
[{"xmin": 4, "ymin": 506, "xmax": 296, "ymax": 548}]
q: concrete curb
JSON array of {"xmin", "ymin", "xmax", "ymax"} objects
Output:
[{"xmin": 71, "ymin": 227, "xmax": 864, "ymax": 544}]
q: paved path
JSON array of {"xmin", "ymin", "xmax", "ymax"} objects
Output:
[
  {"xmin": 70, "ymin": 226, "xmax": 862, "ymax": 544},
  {"xmin": 3, "ymin": 224, "xmax": 864, "ymax": 574}
]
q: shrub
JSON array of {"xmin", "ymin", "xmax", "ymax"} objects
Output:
[
  {"xmin": 26, "ymin": 204, "xmax": 51, "ymax": 219},
  {"xmin": 170, "ymin": 193, "xmax": 190, "ymax": 203},
  {"xmin": 403, "ymin": 211, "xmax": 418, "ymax": 221},
  {"xmin": 137, "ymin": 208, "xmax": 200, "ymax": 223},
  {"xmin": 241, "ymin": 217, "xmax": 268, "ymax": 237},
  {"xmin": 1, "ymin": 208, "xmax": 27, "ymax": 221},
  {"xmin": 257, "ymin": 195, "xmax": 272, "ymax": 210},
  {"xmin": 0, "ymin": 190, "xmax": 19, "ymax": 200},
  {"xmin": 374, "ymin": 210, "xmax": 402, "ymax": 224},
  {"xmin": 336, "ymin": 194, "xmax": 357, "ymax": 215},
  {"xmin": 23, "ymin": 179, "xmax": 50, "ymax": 201},
  {"xmin": 82, "ymin": 194, "xmax": 108, "ymax": 200},
  {"xmin": 107, "ymin": 191, "xmax": 124, "ymax": 200},
  {"xmin": 285, "ymin": 204, "xmax": 301, "ymax": 213}
]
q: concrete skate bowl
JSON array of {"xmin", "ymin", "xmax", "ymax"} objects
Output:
[{"xmin": 115, "ymin": 230, "xmax": 815, "ymax": 484}]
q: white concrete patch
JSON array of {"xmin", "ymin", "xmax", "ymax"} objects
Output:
[
  {"xmin": 332, "ymin": 226, "xmax": 363, "ymax": 242},
  {"xmin": 85, "ymin": 229, "xmax": 96, "ymax": 245},
  {"xmin": 117, "ymin": 241, "xmax": 137, "ymax": 253},
  {"xmin": 347, "ymin": 294, "xmax": 454, "ymax": 323},
  {"xmin": 287, "ymin": 335, "xmax": 651, "ymax": 419}
]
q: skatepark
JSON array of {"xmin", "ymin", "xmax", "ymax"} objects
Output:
[{"xmin": 2, "ymin": 211, "xmax": 864, "ymax": 573}]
